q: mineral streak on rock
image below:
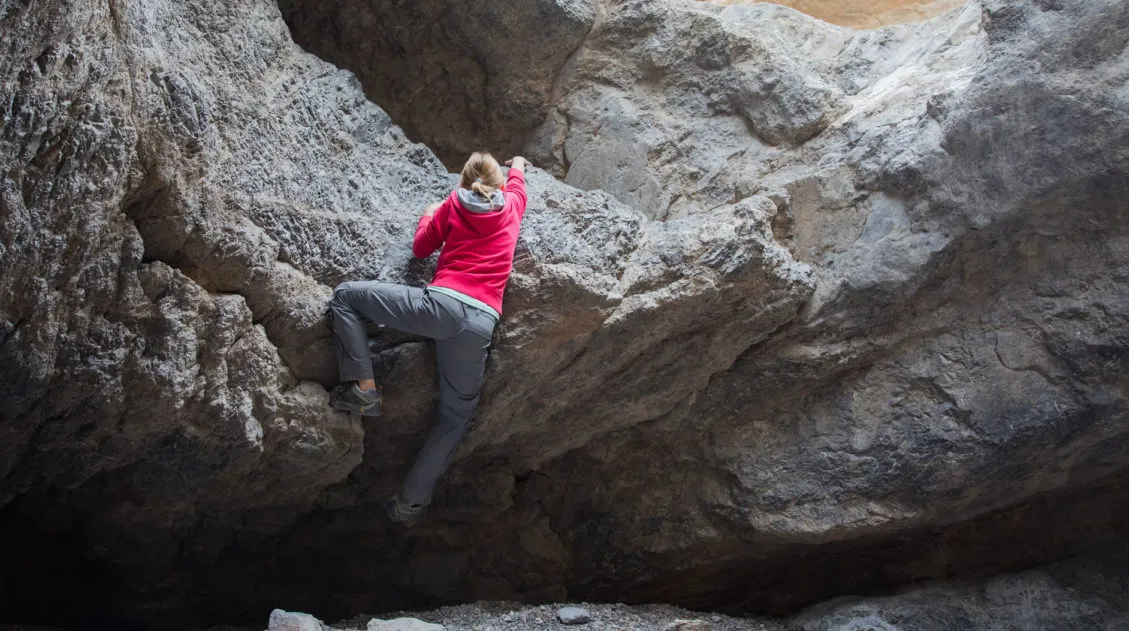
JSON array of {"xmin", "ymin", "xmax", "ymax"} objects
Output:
[
  {"xmin": 701, "ymin": 0, "xmax": 967, "ymax": 29},
  {"xmin": 1, "ymin": 0, "xmax": 1129, "ymax": 627}
]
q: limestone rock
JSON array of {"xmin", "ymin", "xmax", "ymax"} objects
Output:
[
  {"xmin": 278, "ymin": 0, "xmax": 595, "ymax": 167},
  {"xmin": 701, "ymin": 0, "xmax": 966, "ymax": 29},
  {"xmin": 367, "ymin": 618, "xmax": 446, "ymax": 631},
  {"xmin": 2, "ymin": 0, "xmax": 1129, "ymax": 627},
  {"xmin": 665, "ymin": 620, "xmax": 712, "ymax": 631},
  {"xmin": 792, "ymin": 550, "xmax": 1129, "ymax": 631},
  {"xmin": 269, "ymin": 610, "xmax": 326, "ymax": 631},
  {"xmin": 557, "ymin": 606, "xmax": 592, "ymax": 625}
]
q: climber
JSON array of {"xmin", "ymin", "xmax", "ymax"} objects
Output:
[{"xmin": 327, "ymin": 152, "xmax": 530, "ymax": 526}]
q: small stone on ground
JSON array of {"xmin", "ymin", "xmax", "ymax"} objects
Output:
[
  {"xmin": 367, "ymin": 618, "xmax": 446, "ymax": 631},
  {"xmin": 269, "ymin": 610, "xmax": 325, "ymax": 631},
  {"xmin": 557, "ymin": 607, "xmax": 592, "ymax": 625}
]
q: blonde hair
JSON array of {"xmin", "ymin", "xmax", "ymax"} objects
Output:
[{"xmin": 459, "ymin": 152, "xmax": 504, "ymax": 199}]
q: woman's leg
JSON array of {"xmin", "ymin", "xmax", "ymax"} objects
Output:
[
  {"xmin": 399, "ymin": 306, "xmax": 494, "ymax": 508},
  {"xmin": 329, "ymin": 281, "xmax": 460, "ymax": 383}
]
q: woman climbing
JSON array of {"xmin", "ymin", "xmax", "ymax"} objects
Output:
[{"xmin": 327, "ymin": 152, "xmax": 530, "ymax": 526}]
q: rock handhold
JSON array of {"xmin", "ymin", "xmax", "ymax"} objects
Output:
[
  {"xmin": 367, "ymin": 618, "xmax": 446, "ymax": 631},
  {"xmin": 557, "ymin": 606, "xmax": 593, "ymax": 625},
  {"xmin": 268, "ymin": 610, "xmax": 326, "ymax": 631}
]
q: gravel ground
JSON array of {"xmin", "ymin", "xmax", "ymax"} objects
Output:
[{"xmin": 337, "ymin": 602, "xmax": 785, "ymax": 631}]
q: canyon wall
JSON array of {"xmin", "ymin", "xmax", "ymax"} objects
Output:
[{"xmin": 1, "ymin": 0, "xmax": 1128, "ymax": 626}]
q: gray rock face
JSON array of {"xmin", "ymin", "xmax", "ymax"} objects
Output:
[
  {"xmin": 367, "ymin": 618, "xmax": 446, "ymax": 631},
  {"xmin": 284, "ymin": 546, "xmax": 1129, "ymax": 631},
  {"xmin": 791, "ymin": 546, "xmax": 1129, "ymax": 631},
  {"xmin": 2, "ymin": 0, "xmax": 1129, "ymax": 627},
  {"xmin": 557, "ymin": 606, "xmax": 592, "ymax": 624},
  {"xmin": 271, "ymin": 610, "xmax": 328, "ymax": 631},
  {"xmin": 527, "ymin": 0, "xmax": 983, "ymax": 219},
  {"xmin": 277, "ymin": 0, "xmax": 595, "ymax": 167},
  {"xmin": 665, "ymin": 620, "xmax": 712, "ymax": 631}
]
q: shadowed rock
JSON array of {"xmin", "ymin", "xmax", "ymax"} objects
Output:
[{"xmin": 1, "ymin": 0, "xmax": 1128, "ymax": 627}]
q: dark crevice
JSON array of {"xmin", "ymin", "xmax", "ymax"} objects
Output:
[
  {"xmin": 122, "ymin": 180, "xmax": 326, "ymax": 384},
  {"xmin": 595, "ymin": 466, "xmax": 1129, "ymax": 615},
  {"xmin": 3, "ymin": 1, "xmax": 1128, "ymax": 629},
  {"xmin": 0, "ymin": 316, "xmax": 24, "ymax": 348},
  {"xmin": 276, "ymin": 0, "xmax": 593, "ymax": 169}
]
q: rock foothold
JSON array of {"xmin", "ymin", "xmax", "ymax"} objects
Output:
[{"xmin": 557, "ymin": 606, "xmax": 593, "ymax": 625}]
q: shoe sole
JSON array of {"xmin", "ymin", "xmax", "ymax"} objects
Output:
[
  {"xmin": 384, "ymin": 501, "xmax": 420, "ymax": 526},
  {"xmin": 330, "ymin": 400, "xmax": 380, "ymax": 415}
]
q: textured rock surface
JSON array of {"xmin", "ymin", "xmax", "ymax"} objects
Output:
[
  {"xmin": 367, "ymin": 617, "xmax": 446, "ymax": 631},
  {"xmin": 790, "ymin": 545, "xmax": 1129, "ymax": 631},
  {"xmin": 305, "ymin": 545, "xmax": 1129, "ymax": 630},
  {"xmin": 701, "ymin": 0, "xmax": 966, "ymax": 29},
  {"xmin": 2, "ymin": 0, "xmax": 1129, "ymax": 628},
  {"xmin": 277, "ymin": 0, "xmax": 596, "ymax": 168},
  {"xmin": 525, "ymin": 0, "xmax": 990, "ymax": 218},
  {"xmin": 665, "ymin": 619, "xmax": 712, "ymax": 631},
  {"xmin": 271, "ymin": 610, "xmax": 328, "ymax": 631},
  {"xmin": 556, "ymin": 606, "xmax": 592, "ymax": 624}
]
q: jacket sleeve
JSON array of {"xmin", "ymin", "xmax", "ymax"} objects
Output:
[
  {"xmin": 412, "ymin": 195, "xmax": 454, "ymax": 258},
  {"xmin": 505, "ymin": 168, "xmax": 529, "ymax": 220}
]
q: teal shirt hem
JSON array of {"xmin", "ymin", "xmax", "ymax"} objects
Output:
[{"xmin": 426, "ymin": 286, "xmax": 500, "ymax": 321}]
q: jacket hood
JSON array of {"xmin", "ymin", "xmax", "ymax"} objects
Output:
[{"xmin": 456, "ymin": 187, "xmax": 505, "ymax": 213}]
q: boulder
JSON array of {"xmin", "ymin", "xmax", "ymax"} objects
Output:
[
  {"xmin": 557, "ymin": 606, "xmax": 592, "ymax": 625},
  {"xmin": 269, "ymin": 610, "xmax": 326, "ymax": 631},
  {"xmin": 278, "ymin": 0, "xmax": 596, "ymax": 167},
  {"xmin": 1, "ymin": 0, "xmax": 1129, "ymax": 626},
  {"xmin": 367, "ymin": 618, "xmax": 446, "ymax": 631},
  {"xmin": 792, "ymin": 548, "xmax": 1129, "ymax": 631},
  {"xmin": 665, "ymin": 620, "xmax": 711, "ymax": 631},
  {"xmin": 700, "ymin": 0, "xmax": 966, "ymax": 29}
]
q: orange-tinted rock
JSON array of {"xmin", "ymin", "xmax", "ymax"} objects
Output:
[{"xmin": 702, "ymin": 0, "xmax": 966, "ymax": 28}]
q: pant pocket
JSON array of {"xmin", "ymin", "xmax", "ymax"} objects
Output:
[
  {"xmin": 427, "ymin": 290, "xmax": 465, "ymax": 320},
  {"xmin": 465, "ymin": 309, "xmax": 496, "ymax": 341}
]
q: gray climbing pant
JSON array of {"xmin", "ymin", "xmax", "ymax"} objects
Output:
[{"xmin": 329, "ymin": 281, "xmax": 496, "ymax": 507}]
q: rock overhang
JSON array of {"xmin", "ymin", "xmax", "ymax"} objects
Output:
[{"xmin": 1, "ymin": 0, "xmax": 1129, "ymax": 627}]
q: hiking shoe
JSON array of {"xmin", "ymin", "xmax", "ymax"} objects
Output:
[
  {"xmin": 329, "ymin": 383, "xmax": 381, "ymax": 415},
  {"xmin": 384, "ymin": 496, "xmax": 423, "ymax": 527}
]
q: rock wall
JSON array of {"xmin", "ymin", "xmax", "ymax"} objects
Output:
[
  {"xmin": 277, "ymin": 0, "xmax": 597, "ymax": 169},
  {"xmin": 2, "ymin": 0, "xmax": 1129, "ymax": 627},
  {"xmin": 701, "ymin": 0, "xmax": 966, "ymax": 29}
]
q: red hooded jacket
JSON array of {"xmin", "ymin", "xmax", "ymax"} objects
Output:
[{"xmin": 412, "ymin": 168, "xmax": 528, "ymax": 315}]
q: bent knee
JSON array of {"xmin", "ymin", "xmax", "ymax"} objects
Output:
[
  {"xmin": 438, "ymin": 390, "xmax": 480, "ymax": 414},
  {"xmin": 331, "ymin": 281, "xmax": 363, "ymax": 303}
]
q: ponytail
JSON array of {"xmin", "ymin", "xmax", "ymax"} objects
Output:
[
  {"xmin": 470, "ymin": 179, "xmax": 495, "ymax": 198},
  {"xmin": 460, "ymin": 152, "xmax": 504, "ymax": 198}
]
